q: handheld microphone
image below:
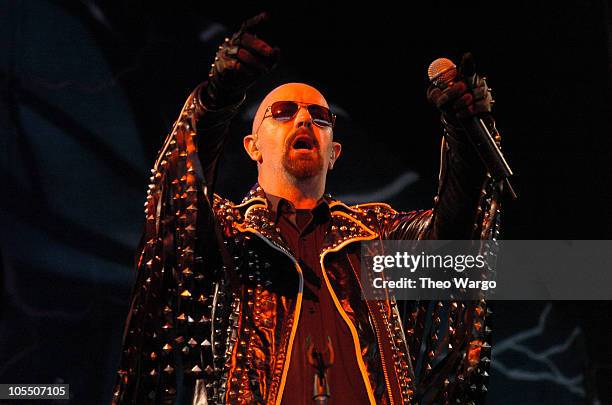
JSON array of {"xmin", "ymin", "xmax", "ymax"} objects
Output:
[{"xmin": 428, "ymin": 58, "xmax": 516, "ymax": 199}]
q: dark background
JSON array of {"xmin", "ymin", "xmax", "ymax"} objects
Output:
[{"xmin": 1, "ymin": 1, "xmax": 610, "ymax": 404}]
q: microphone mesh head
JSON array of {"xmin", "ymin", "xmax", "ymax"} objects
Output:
[{"xmin": 428, "ymin": 58, "xmax": 457, "ymax": 85}]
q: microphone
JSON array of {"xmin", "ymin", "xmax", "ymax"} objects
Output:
[{"xmin": 428, "ymin": 58, "xmax": 516, "ymax": 199}]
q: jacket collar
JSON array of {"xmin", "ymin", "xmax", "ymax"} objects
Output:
[{"xmin": 235, "ymin": 184, "xmax": 378, "ymax": 257}]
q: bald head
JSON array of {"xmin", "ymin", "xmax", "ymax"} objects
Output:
[
  {"xmin": 252, "ymin": 83, "xmax": 330, "ymax": 135},
  {"xmin": 243, "ymin": 82, "xmax": 341, "ymax": 206}
]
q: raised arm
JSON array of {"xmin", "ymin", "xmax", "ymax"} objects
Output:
[
  {"xmin": 193, "ymin": 12, "xmax": 280, "ymax": 198},
  {"xmin": 111, "ymin": 14, "xmax": 278, "ymax": 404},
  {"xmin": 382, "ymin": 54, "xmax": 502, "ymax": 404},
  {"xmin": 384, "ymin": 54, "xmax": 499, "ymax": 241}
]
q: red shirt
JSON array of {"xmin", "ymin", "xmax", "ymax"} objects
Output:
[{"xmin": 265, "ymin": 194, "xmax": 371, "ymax": 405}]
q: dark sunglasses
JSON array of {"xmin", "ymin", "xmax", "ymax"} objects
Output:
[{"xmin": 256, "ymin": 101, "xmax": 336, "ymax": 133}]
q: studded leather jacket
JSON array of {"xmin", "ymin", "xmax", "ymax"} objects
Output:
[{"xmin": 111, "ymin": 84, "xmax": 501, "ymax": 405}]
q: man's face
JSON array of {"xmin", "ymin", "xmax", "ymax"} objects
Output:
[{"xmin": 245, "ymin": 83, "xmax": 341, "ymax": 180}]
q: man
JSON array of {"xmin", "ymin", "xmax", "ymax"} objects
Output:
[{"xmin": 112, "ymin": 13, "xmax": 498, "ymax": 405}]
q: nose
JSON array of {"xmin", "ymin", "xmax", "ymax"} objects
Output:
[{"xmin": 294, "ymin": 105, "xmax": 313, "ymax": 129}]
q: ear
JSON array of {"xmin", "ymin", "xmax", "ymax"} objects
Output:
[
  {"xmin": 243, "ymin": 134, "xmax": 262, "ymax": 163},
  {"xmin": 328, "ymin": 141, "xmax": 342, "ymax": 170}
]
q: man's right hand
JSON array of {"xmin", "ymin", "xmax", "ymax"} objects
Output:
[{"xmin": 203, "ymin": 12, "xmax": 280, "ymax": 108}]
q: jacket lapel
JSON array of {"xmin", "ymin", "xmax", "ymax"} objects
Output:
[
  {"xmin": 234, "ymin": 184, "xmax": 294, "ymax": 257},
  {"xmin": 322, "ymin": 200, "xmax": 379, "ymax": 255},
  {"xmin": 235, "ymin": 184, "xmax": 380, "ymax": 258}
]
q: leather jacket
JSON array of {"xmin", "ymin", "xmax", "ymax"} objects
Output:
[{"xmin": 111, "ymin": 84, "xmax": 500, "ymax": 405}]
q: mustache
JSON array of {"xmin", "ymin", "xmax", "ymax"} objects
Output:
[{"xmin": 285, "ymin": 127, "xmax": 319, "ymax": 149}]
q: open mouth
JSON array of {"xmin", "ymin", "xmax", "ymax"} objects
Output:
[{"xmin": 291, "ymin": 134, "xmax": 316, "ymax": 151}]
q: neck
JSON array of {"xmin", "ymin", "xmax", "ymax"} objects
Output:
[{"xmin": 258, "ymin": 171, "xmax": 325, "ymax": 209}]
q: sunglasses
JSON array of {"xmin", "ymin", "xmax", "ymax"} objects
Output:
[{"xmin": 256, "ymin": 101, "xmax": 336, "ymax": 133}]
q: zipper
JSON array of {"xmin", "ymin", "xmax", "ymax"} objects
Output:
[
  {"xmin": 319, "ymin": 250, "xmax": 378, "ymax": 405},
  {"xmin": 349, "ymin": 260, "xmax": 396, "ymax": 405},
  {"xmin": 241, "ymin": 228, "xmax": 304, "ymax": 405}
]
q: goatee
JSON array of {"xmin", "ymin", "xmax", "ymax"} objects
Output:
[
  {"xmin": 282, "ymin": 150, "xmax": 324, "ymax": 179},
  {"xmin": 283, "ymin": 129, "xmax": 324, "ymax": 179}
]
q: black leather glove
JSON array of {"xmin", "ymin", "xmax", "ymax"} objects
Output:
[
  {"xmin": 426, "ymin": 53, "xmax": 493, "ymax": 125},
  {"xmin": 202, "ymin": 12, "xmax": 280, "ymax": 108}
]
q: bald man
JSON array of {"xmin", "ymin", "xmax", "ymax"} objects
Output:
[
  {"xmin": 243, "ymin": 83, "xmax": 341, "ymax": 208},
  {"xmin": 112, "ymin": 14, "xmax": 498, "ymax": 405}
]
